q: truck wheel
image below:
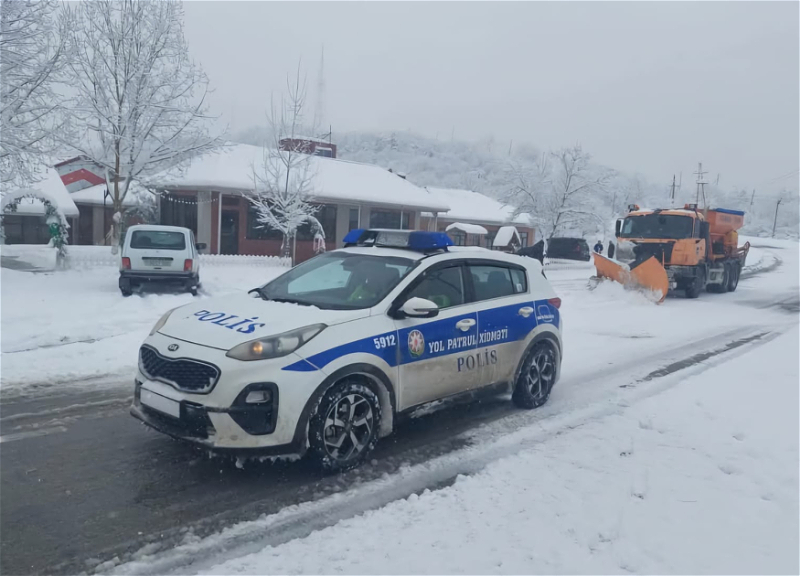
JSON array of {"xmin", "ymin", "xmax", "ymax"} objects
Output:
[
  {"xmin": 512, "ymin": 342, "xmax": 557, "ymax": 409},
  {"xmin": 119, "ymin": 278, "xmax": 132, "ymax": 297},
  {"xmin": 684, "ymin": 274, "xmax": 703, "ymax": 298},
  {"xmin": 727, "ymin": 263, "xmax": 740, "ymax": 292},
  {"xmin": 307, "ymin": 380, "xmax": 381, "ymax": 473}
]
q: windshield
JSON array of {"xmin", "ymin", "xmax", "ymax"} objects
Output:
[
  {"xmin": 258, "ymin": 252, "xmax": 415, "ymax": 310},
  {"xmin": 130, "ymin": 230, "xmax": 186, "ymax": 250},
  {"xmin": 620, "ymin": 214, "xmax": 693, "ymax": 240}
]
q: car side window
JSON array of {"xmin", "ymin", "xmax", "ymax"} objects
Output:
[
  {"xmin": 510, "ymin": 268, "xmax": 527, "ymax": 294},
  {"xmin": 406, "ymin": 266, "xmax": 465, "ymax": 309},
  {"xmin": 469, "ymin": 264, "xmax": 516, "ymax": 301}
]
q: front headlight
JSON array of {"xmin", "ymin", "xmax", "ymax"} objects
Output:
[
  {"xmin": 150, "ymin": 308, "xmax": 176, "ymax": 336},
  {"xmin": 226, "ymin": 324, "xmax": 326, "ymax": 361}
]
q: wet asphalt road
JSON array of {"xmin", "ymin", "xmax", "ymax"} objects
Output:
[{"xmin": 0, "ymin": 385, "xmax": 513, "ymax": 576}]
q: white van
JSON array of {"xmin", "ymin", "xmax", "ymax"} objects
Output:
[{"xmin": 119, "ymin": 225, "xmax": 203, "ymax": 296}]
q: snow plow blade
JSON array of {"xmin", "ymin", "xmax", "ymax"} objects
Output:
[{"xmin": 593, "ymin": 253, "xmax": 669, "ymax": 303}]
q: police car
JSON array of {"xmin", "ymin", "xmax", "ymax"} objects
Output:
[{"xmin": 131, "ymin": 229, "xmax": 563, "ymax": 471}]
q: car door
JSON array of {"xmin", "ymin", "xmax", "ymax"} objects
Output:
[
  {"xmin": 393, "ymin": 261, "xmax": 482, "ymax": 409},
  {"xmin": 467, "ymin": 261, "xmax": 536, "ymax": 387}
]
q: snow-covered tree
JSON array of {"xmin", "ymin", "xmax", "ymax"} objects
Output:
[
  {"xmin": 1, "ymin": 0, "xmax": 68, "ymax": 187},
  {"xmin": 250, "ymin": 63, "xmax": 322, "ymax": 263},
  {"xmin": 61, "ymin": 0, "xmax": 220, "ymax": 252}
]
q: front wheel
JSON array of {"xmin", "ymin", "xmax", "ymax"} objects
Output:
[
  {"xmin": 512, "ymin": 342, "xmax": 557, "ymax": 409},
  {"xmin": 307, "ymin": 380, "xmax": 381, "ymax": 472}
]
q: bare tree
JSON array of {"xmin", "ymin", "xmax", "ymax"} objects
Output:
[
  {"xmin": 250, "ymin": 63, "xmax": 322, "ymax": 263},
  {"xmin": 1, "ymin": 0, "xmax": 68, "ymax": 187},
  {"xmin": 62, "ymin": 0, "xmax": 220, "ymax": 252}
]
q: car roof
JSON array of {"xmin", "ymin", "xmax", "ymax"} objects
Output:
[
  {"xmin": 127, "ymin": 224, "xmax": 192, "ymax": 235},
  {"xmin": 333, "ymin": 245, "xmax": 530, "ymax": 266}
]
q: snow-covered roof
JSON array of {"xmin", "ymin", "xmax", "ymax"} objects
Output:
[
  {"xmin": 446, "ymin": 222, "xmax": 488, "ymax": 235},
  {"xmin": 2, "ymin": 168, "xmax": 79, "ymax": 217},
  {"xmin": 69, "ymin": 183, "xmax": 139, "ymax": 207},
  {"xmin": 493, "ymin": 225, "xmax": 521, "ymax": 247},
  {"xmin": 149, "ymin": 144, "xmax": 450, "ymax": 213},
  {"xmin": 422, "ymin": 187, "xmax": 529, "ymax": 226}
]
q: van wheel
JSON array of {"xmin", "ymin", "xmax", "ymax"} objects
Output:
[
  {"xmin": 307, "ymin": 380, "xmax": 381, "ymax": 472},
  {"xmin": 189, "ymin": 286, "xmax": 198, "ymax": 296},
  {"xmin": 727, "ymin": 263, "xmax": 740, "ymax": 292},
  {"xmin": 512, "ymin": 342, "xmax": 557, "ymax": 409}
]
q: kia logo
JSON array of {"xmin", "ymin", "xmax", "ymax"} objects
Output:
[{"xmin": 167, "ymin": 344, "xmax": 179, "ymax": 352}]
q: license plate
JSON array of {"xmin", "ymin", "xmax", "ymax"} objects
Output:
[
  {"xmin": 140, "ymin": 388, "xmax": 180, "ymax": 418},
  {"xmin": 144, "ymin": 258, "xmax": 171, "ymax": 267}
]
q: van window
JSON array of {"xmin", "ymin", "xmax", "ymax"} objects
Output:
[{"xmin": 130, "ymin": 230, "xmax": 186, "ymax": 251}]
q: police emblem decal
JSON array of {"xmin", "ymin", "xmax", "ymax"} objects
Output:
[
  {"xmin": 167, "ymin": 343, "xmax": 180, "ymax": 352},
  {"xmin": 408, "ymin": 330, "xmax": 425, "ymax": 357}
]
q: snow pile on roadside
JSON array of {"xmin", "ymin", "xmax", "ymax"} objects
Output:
[{"xmin": 192, "ymin": 328, "xmax": 798, "ymax": 575}]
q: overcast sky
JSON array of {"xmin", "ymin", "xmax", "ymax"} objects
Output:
[{"xmin": 183, "ymin": 1, "xmax": 798, "ymax": 194}]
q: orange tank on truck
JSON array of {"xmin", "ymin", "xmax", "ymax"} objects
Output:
[{"xmin": 593, "ymin": 203, "xmax": 750, "ymax": 302}]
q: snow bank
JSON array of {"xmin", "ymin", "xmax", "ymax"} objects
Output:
[{"xmin": 194, "ymin": 328, "xmax": 799, "ymax": 575}]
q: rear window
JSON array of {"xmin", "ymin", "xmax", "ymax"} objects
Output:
[{"xmin": 130, "ymin": 230, "xmax": 186, "ymax": 251}]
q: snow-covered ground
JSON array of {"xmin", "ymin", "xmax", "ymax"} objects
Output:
[
  {"xmin": 1, "ymin": 257, "xmax": 287, "ymax": 399},
  {"xmin": 97, "ymin": 237, "xmax": 799, "ymax": 575},
  {"xmin": 185, "ymin": 329, "xmax": 799, "ymax": 575}
]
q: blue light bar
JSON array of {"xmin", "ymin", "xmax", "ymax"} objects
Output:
[
  {"xmin": 343, "ymin": 228, "xmax": 366, "ymax": 244},
  {"xmin": 408, "ymin": 231, "xmax": 454, "ymax": 250},
  {"xmin": 343, "ymin": 229, "xmax": 453, "ymax": 252}
]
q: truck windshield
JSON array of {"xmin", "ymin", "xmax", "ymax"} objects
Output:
[
  {"xmin": 257, "ymin": 252, "xmax": 415, "ymax": 310},
  {"xmin": 620, "ymin": 214, "xmax": 693, "ymax": 240}
]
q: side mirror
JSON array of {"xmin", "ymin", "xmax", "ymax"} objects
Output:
[
  {"xmin": 615, "ymin": 219, "xmax": 622, "ymax": 237},
  {"xmin": 398, "ymin": 297, "xmax": 439, "ymax": 319},
  {"xmin": 195, "ymin": 242, "xmax": 207, "ymax": 251}
]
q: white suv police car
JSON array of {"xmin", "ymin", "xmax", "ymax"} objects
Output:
[{"xmin": 131, "ymin": 229, "xmax": 563, "ymax": 471}]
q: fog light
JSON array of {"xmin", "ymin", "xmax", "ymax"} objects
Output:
[{"xmin": 245, "ymin": 390, "xmax": 271, "ymax": 404}]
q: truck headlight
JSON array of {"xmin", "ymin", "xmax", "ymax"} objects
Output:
[
  {"xmin": 150, "ymin": 308, "xmax": 177, "ymax": 336},
  {"xmin": 226, "ymin": 324, "xmax": 326, "ymax": 361}
]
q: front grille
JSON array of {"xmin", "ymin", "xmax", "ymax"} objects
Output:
[{"xmin": 139, "ymin": 345, "xmax": 220, "ymax": 393}]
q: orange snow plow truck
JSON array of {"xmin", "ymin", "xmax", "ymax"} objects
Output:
[{"xmin": 594, "ymin": 204, "xmax": 750, "ymax": 303}]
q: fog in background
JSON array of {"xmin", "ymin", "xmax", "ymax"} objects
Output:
[{"xmin": 184, "ymin": 1, "xmax": 799, "ymax": 194}]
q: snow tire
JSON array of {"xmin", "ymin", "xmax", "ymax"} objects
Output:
[
  {"xmin": 307, "ymin": 380, "xmax": 382, "ymax": 473},
  {"xmin": 512, "ymin": 341, "xmax": 557, "ymax": 410}
]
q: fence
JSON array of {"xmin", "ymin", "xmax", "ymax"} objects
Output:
[{"xmin": 1, "ymin": 244, "xmax": 290, "ymax": 270}]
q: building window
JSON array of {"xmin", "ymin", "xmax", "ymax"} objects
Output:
[
  {"xmin": 297, "ymin": 204, "xmax": 337, "ymax": 242},
  {"xmin": 348, "ymin": 208, "xmax": 359, "ymax": 231},
  {"xmin": 160, "ymin": 194, "xmax": 197, "ymax": 236},
  {"xmin": 369, "ymin": 209, "xmax": 409, "ymax": 230},
  {"xmin": 315, "ymin": 147, "xmax": 334, "ymax": 158},
  {"xmin": 484, "ymin": 233, "xmax": 496, "ymax": 249},
  {"xmin": 246, "ymin": 204, "xmax": 282, "ymax": 240},
  {"xmin": 519, "ymin": 232, "xmax": 528, "ymax": 247}
]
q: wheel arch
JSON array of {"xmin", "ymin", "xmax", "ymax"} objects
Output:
[
  {"xmin": 292, "ymin": 363, "xmax": 397, "ymax": 449},
  {"xmin": 512, "ymin": 331, "xmax": 562, "ymax": 391}
]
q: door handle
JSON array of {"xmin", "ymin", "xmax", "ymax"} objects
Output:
[
  {"xmin": 455, "ymin": 318, "xmax": 476, "ymax": 332},
  {"xmin": 518, "ymin": 307, "xmax": 534, "ymax": 318}
]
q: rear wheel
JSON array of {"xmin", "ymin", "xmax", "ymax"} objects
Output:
[
  {"xmin": 512, "ymin": 342, "xmax": 557, "ymax": 409},
  {"xmin": 727, "ymin": 262, "xmax": 740, "ymax": 292},
  {"xmin": 119, "ymin": 277, "xmax": 132, "ymax": 297},
  {"xmin": 307, "ymin": 380, "xmax": 381, "ymax": 472}
]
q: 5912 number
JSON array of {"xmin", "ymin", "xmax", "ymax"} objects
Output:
[{"xmin": 373, "ymin": 334, "xmax": 396, "ymax": 349}]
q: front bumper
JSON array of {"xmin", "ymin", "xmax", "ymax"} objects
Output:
[{"xmin": 130, "ymin": 332, "xmax": 324, "ymax": 452}]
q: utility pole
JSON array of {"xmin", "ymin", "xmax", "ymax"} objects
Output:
[
  {"xmin": 750, "ymin": 189, "xmax": 756, "ymax": 209},
  {"xmin": 694, "ymin": 162, "xmax": 708, "ymax": 207},
  {"xmin": 772, "ymin": 197, "xmax": 782, "ymax": 237},
  {"xmin": 670, "ymin": 174, "xmax": 677, "ymax": 206},
  {"xmin": 508, "ymin": 139, "xmax": 513, "ymax": 156}
]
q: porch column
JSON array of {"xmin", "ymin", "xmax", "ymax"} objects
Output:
[{"xmin": 196, "ymin": 190, "xmax": 212, "ymax": 250}]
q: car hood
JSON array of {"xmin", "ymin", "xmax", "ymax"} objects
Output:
[{"xmin": 158, "ymin": 293, "xmax": 369, "ymax": 350}]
